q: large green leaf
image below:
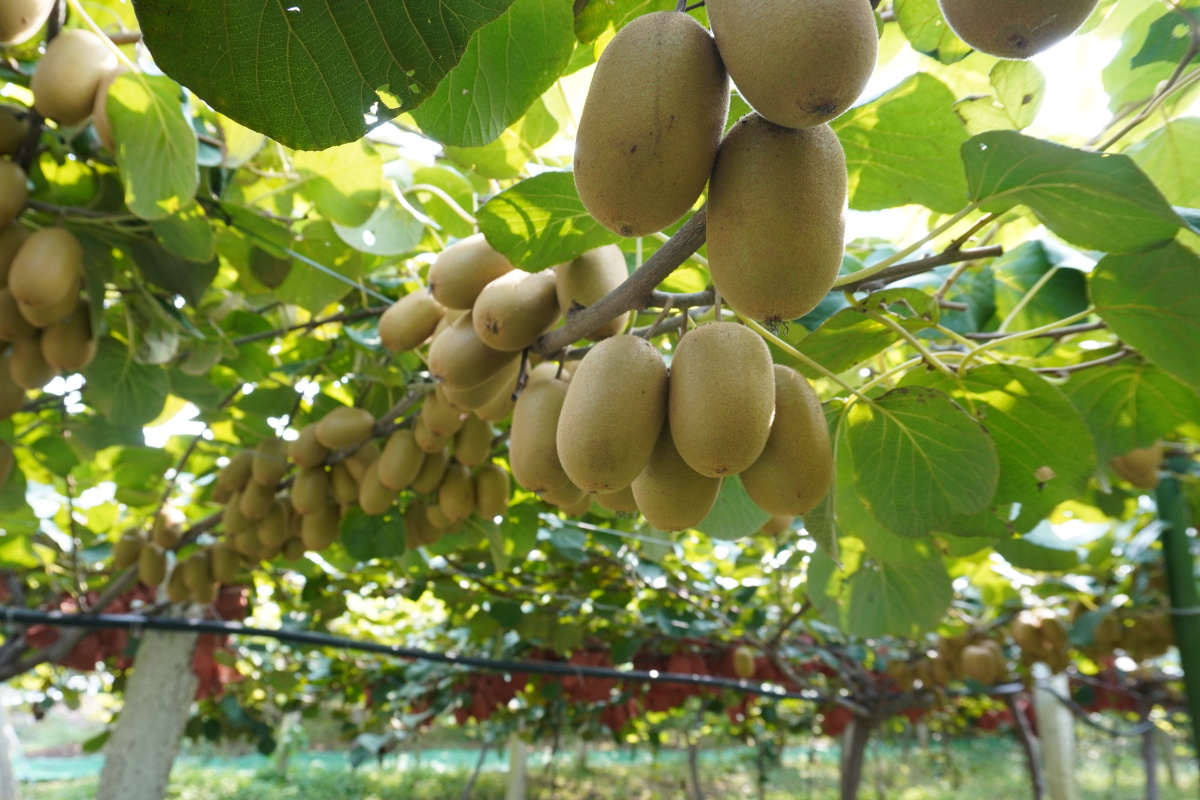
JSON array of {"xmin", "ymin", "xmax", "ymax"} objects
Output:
[
  {"xmin": 275, "ymin": 221, "xmax": 365, "ymax": 313},
  {"xmin": 833, "ymin": 73, "xmax": 969, "ymax": 214},
  {"xmin": 1061, "ymin": 362, "xmax": 1200, "ymax": 463},
  {"xmin": 81, "ymin": 339, "xmax": 170, "ymax": 429},
  {"xmin": 903, "ymin": 365, "xmax": 1096, "ymax": 536},
  {"xmin": 845, "ymin": 387, "xmax": 999, "ymax": 538},
  {"xmin": 149, "ymin": 201, "xmax": 216, "ymax": 263},
  {"xmin": 341, "ymin": 506, "xmax": 407, "ymax": 562},
  {"xmin": 412, "ymin": 0, "xmax": 574, "ymax": 148},
  {"xmin": 294, "ymin": 142, "xmax": 382, "ymax": 228},
  {"xmin": 332, "ymin": 187, "xmax": 425, "ymax": 256},
  {"xmin": 1091, "ymin": 241, "xmax": 1200, "ymax": 388},
  {"xmin": 477, "ymin": 171, "xmax": 621, "ymax": 271},
  {"xmin": 792, "ymin": 309, "xmax": 901, "ymax": 378},
  {"xmin": 444, "ymin": 98, "xmax": 560, "ymax": 179},
  {"xmin": 893, "ymin": 0, "xmax": 972, "ymax": 64},
  {"xmin": 106, "ymin": 73, "xmax": 198, "ymax": 221},
  {"xmin": 955, "ymin": 60, "xmax": 1046, "ymax": 133},
  {"xmin": 129, "ymin": 240, "xmax": 219, "ymax": 308},
  {"xmin": 574, "ymin": 0, "xmax": 674, "ymax": 43},
  {"xmin": 988, "ymin": 241, "xmax": 1087, "ymax": 356},
  {"xmin": 694, "ymin": 477, "xmax": 769, "ymax": 541},
  {"xmin": 994, "ymin": 521, "xmax": 1081, "ymax": 572},
  {"xmin": 1127, "ymin": 118, "xmax": 1200, "ymax": 208},
  {"xmin": 133, "ymin": 0, "xmax": 515, "ymax": 150},
  {"xmin": 962, "ymin": 131, "xmax": 1181, "ymax": 253}
]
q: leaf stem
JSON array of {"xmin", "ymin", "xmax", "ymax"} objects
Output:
[
  {"xmin": 864, "ymin": 310, "xmax": 955, "ymax": 378},
  {"xmin": 958, "ymin": 307, "xmax": 1097, "ymax": 372},
  {"xmin": 739, "ymin": 315, "xmax": 875, "ymax": 405},
  {"xmin": 997, "ymin": 265, "xmax": 1060, "ymax": 333},
  {"xmin": 831, "ymin": 204, "xmax": 980, "ymax": 289}
]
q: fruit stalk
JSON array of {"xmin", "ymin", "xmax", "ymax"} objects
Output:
[{"xmin": 1155, "ymin": 465, "xmax": 1200, "ymax": 761}]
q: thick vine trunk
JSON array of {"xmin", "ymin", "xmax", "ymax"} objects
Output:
[
  {"xmin": 839, "ymin": 719, "xmax": 872, "ymax": 800},
  {"xmin": 688, "ymin": 740, "xmax": 705, "ymax": 800},
  {"xmin": 0, "ymin": 698, "xmax": 18, "ymax": 800},
  {"xmin": 96, "ymin": 629, "xmax": 198, "ymax": 800},
  {"xmin": 1007, "ymin": 694, "xmax": 1045, "ymax": 800},
  {"xmin": 1032, "ymin": 673, "xmax": 1077, "ymax": 800},
  {"xmin": 505, "ymin": 737, "xmax": 527, "ymax": 800}
]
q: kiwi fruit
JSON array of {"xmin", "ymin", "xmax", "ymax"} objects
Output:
[
  {"xmin": 539, "ymin": 481, "xmax": 586, "ymax": 508},
  {"xmin": 301, "ymin": 503, "xmax": 341, "ymax": 551},
  {"xmin": 428, "ymin": 234, "xmax": 515, "ymax": 310},
  {"xmin": 31, "ymin": 29, "xmax": 118, "ymax": 126},
  {"xmin": 222, "ymin": 490, "xmax": 252, "ymax": 533},
  {"xmin": 474, "ymin": 464, "xmax": 510, "ymax": 520},
  {"xmin": 0, "ymin": 162, "xmax": 27, "ymax": 230},
  {"xmin": 732, "ymin": 646, "xmax": 756, "ymax": 680},
  {"xmin": 180, "ymin": 551, "xmax": 212, "ymax": 592},
  {"xmin": 559, "ymin": 494, "xmax": 593, "ymax": 517},
  {"xmin": 472, "ymin": 268, "xmax": 560, "ymax": 351},
  {"xmin": 428, "ymin": 311, "xmax": 519, "ymax": 389},
  {"xmin": 510, "ymin": 372, "xmax": 573, "ymax": 493},
  {"xmin": 558, "ymin": 335, "xmax": 668, "ymax": 493},
  {"xmin": 210, "ymin": 541, "xmax": 241, "ymax": 584},
  {"xmin": 404, "ymin": 502, "xmax": 439, "ymax": 549},
  {"xmin": 166, "ymin": 567, "xmax": 189, "ymax": 603},
  {"xmin": 595, "ymin": 485, "xmax": 640, "ymax": 514},
  {"xmin": 377, "ymin": 429, "xmax": 425, "ymax": 491},
  {"xmin": 138, "ymin": 543, "xmax": 167, "ymax": 587},
  {"xmin": 438, "ymin": 463, "xmax": 474, "ymax": 523},
  {"xmin": 7, "ymin": 228, "xmax": 82, "ymax": 313},
  {"xmin": 0, "ymin": 353, "xmax": 26, "ymax": 420},
  {"xmin": 316, "ymin": 405, "xmax": 375, "ymax": 450},
  {"xmin": 359, "ymin": 460, "xmax": 397, "ymax": 516},
  {"xmin": 939, "ymin": 0, "xmax": 1099, "ymax": 59},
  {"xmin": 441, "ymin": 357, "xmax": 520, "ymax": 412},
  {"xmin": 421, "ymin": 390, "xmax": 468, "ymax": 437},
  {"xmin": 426, "ymin": 501, "xmax": 454, "ymax": 531},
  {"xmin": 256, "ymin": 503, "xmax": 290, "ymax": 548},
  {"xmin": 414, "ymin": 415, "xmax": 451, "ymax": 454},
  {"xmin": 554, "ymin": 246, "xmax": 630, "ymax": 340},
  {"xmin": 152, "ymin": 506, "xmax": 186, "ymax": 548},
  {"xmin": 707, "ymin": 0, "xmax": 877, "ymax": 129},
  {"xmin": 251, "ymin": 437, "xmax": 289, "ymax": 486},
  {"xmin": 343, "ymin": 440, "xmax": 380, "ymax": 483},
  {"xmin": 1110, "ymin": 443, "xmax": 1162, "ymax": 490},
  {"xmin": 0, "ymin": 107, "xmax": 27, "ymax": 157},
  {"xmin": 232, "ymin": 527, "xmax": 263, "ymax": 559},
  {"xmin": 9, "ymin": 336, "xmax": 59, "ymax": 390},
  {"xmin": 668, "ymin": 323, "xmax": 774, "ymax": 478},
  {"xmin": 453, "ymin": 414, "xmax": 493, "ymax": 468},
  {"xmin": 0, "ymin": 0, "xmax": 54, "ymax": 46},
  {"xmin": 191, "ymin": 580, "xmax": 220, "ymax": 605},
  {"xmin": 433, "ymin": 307, "xmax": 467, "ymax": 339},
  {"xmin": 282, "ymin": 536, "xmax": 306, "ymax": 561},
  {"xmin": 574, "ymin": 12, "xmax": 729, "ymax": 237},
  {"xmin": 40, "ymin": 298, "xmax": 96, "ymax": 371},
  {"xmin": 474, "ymin": 362, "xmax": 522, "ymax": 422},
  {"xmin": 330, "ymin": 462, "xmax": 360, "ymax": 506},
  {"xmin": 379, "ymin": 287, "xmax": 445, "ymax": 353},
  {"xmin": 288, "ymin": 424, "xmax": 330, "ymax": 467},
  {"xmin": 239, "ymin": 479, "xmax": 277, "ymax": 521},
  {"xmin": 741, "ymin": 365, "xmax": 832, "ymax": 515},
  {"xmin": 0, "ymin": 289, "xmax": 38, "ymax": 341},
  {"xmin": 411, "ymin": 448, "xmax": 450, "ymax": 494},
  {"xmin": 291, "ymin": 467, "xmax": 331, "ymax": 514},
  {"xmin": 113, "ymin": 528, "xmax": 145, "ymax": 569},
  {"xmin": 760, "ymin": 515, "xmax": 795, "ymax": 536},
  {"xmin": 631, "ymin": 422, "xmax": 722, "ymax": 531},
  {"xmin": 960, "ymin": 644, "xmax": 1001, "ymax": 685},
  {"xmin": 707, "ymin": 115, "xmax": 846, "ymax": 324},
  {"xmin": 0, "ymin": 223, "xmax": 29, "ymax": 284},
  {"xmin": 17, "ymin": 285, "xmax": 77, "ymax": 328},
  {"xmin": 217, "ymin": 450, "xmax": 254, "ymax": 493}
]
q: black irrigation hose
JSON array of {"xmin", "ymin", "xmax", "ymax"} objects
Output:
[{"xmin": 0, "ymin": 608, "xmax": 823, "ymax": 702}]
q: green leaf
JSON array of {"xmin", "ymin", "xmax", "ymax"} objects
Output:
[
  {"xmin": 1060, "ymin": 362, "xmax": 1200, "ymax": 463},
  {"xmin": 477, "ymin": 171, "xmax": 621, "ymax": 271},
  {"xmin": 294, "ymin": 141, "xmax": 382, "ymax": 228},
  {"xmin": 893, "ymin": 0, "xmax": 972, "ymax": 63},
  {"xmin": 989, "ymin": 241, "xmax": 1087, "ymax": 355},
  {"xmin": 694, "ymin": 476, "xmax": 770, "ymax": 541},
  {"xmin": 845, "ymin": 387, "xmax": 999, "ymax": 538},
  {"xmin": 340, "ymin": 506, "xmax": 407, "ymax": 562},
  {"xmin": 955, "ymin": 60, "xmax": 1046, "ymax": 133},
  {"xmin": 902, "ymin": 365, "xmax": 1096, "ymax": 536},
  {"xmin": 1091, "ymin": 241, "xmax": 1200, "ymax": 388},
  {"xmin": 107, "ymin": 73, "xmax": 198, "ymax": 220},
  {"xmin": 575, "ymin": 0, "xmax": 674, "ymax": 43},
  {"xmin": 149, "ymin": 201, "xmax": 216, "ymax": 263},
  {"xmin": 833, "ymin": 73, "xmax": 969, "ymax": 214},
  {"xmin": 411, "ymin": 165, "xmax": 475, "ymax": 240},
  {"xmin": 994, "ymin": 521, "xmax": 1081, "ymax": 572},
  {"xmin": 133, "ymin": 0, "xmax": 515, "ymax": 150},
  {"xmin": 332, "ymin": 186, "xmax": 425, "ymax": 256},
  {"xmin": 81, "ymin": 338, "xmax": 170, "ymax": 428},
  {"xmin": 1127, "ymin": 118, "xmax": 1200, "ymax": 208},
  {"xmin": 444, "ymin": 98, "xmax": 559, "ymax": 179},
  {"xmin": 412, "ymin": 0, "xmax": 574, "ymax": 148},
  {"xmin": 962, "ymin": 131, "xmax": 1181, "ymax": 253},
  {"xmin": 128, "ymin": 240, "xmax": 218, "ymax": 308},
  {"xmin": 275, "ymin": 220, "xmax": 365, "ymax": 313}
]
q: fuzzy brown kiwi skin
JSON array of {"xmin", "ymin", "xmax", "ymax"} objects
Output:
[{"xmin": 427, "ymin": 234, "xmax": 515, "ymax": 310}]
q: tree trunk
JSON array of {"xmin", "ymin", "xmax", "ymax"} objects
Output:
[
  {"xmin": 1157, "ymin": 728, "xmax": 1177, "ymax": 789},
  {"xmin": 839, "ymin": 719, "xmax": 872, "ymax": 800},
  {"xmin": 0, "ymin": 697, "xmax": 19, "ymax": 800},
  {"xmin": 505, "ymin": 737, "xmax": 527, "ymax": 800},
  {"xmin": 1007, "ymin": 694, "xmax": 1045, "ymax": 800},
  {"xmin": 1139, "ymin": 701, "xmax": 1158, "ymax": 800},
  {"xmin": 687, "ymin": 740, "xmax": 705, "ymax": 800},
  {"xmin": 96, "ymin": 629, "xmax": 198, "ymax": 800},
  {"xmin": 1033, "ymin": 673, "xmax": 1078, "ymax": 800},
  {"xmin": 460, "ymin": 739, "xmax": 492, "ymax": 800}
]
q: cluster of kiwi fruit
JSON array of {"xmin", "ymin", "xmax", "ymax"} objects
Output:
[
  {"xmin": 1073, "ymin": 605, "xmax": 1176, "ymax": 665},
  {"xmin": 0, "ymin": 222, "xmax": 97, "ymax": 418},
  {"xmin": 887, "ymin": 633, "xmax": 1008, "ymax": 690}
]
